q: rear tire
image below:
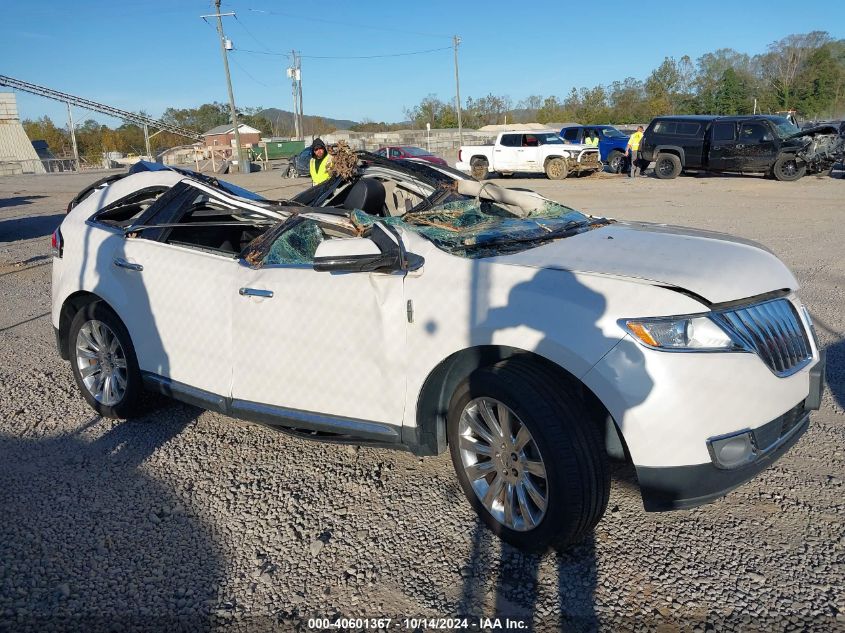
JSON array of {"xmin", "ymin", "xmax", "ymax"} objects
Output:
[
  {"xmin": 772, "ymin": 156, "xmax": 806, "ymax": 181},
  {"xmin": 544, "ymin": 157, "xmax": 568, "ymax": 180},
  {"xmin": 447, "ymin": 358, "xmax": 610, "ymax": 553},
  {"xmin": 654, "ymin": 153, "xmax": 682, "ymax": 179},
  {"xmin": 69, "ymin": 302, "xmax": 144, "ymax": 419},
  {"xmin": 470, "ymin": 159, "xmax": 489, "ymax": 180}
]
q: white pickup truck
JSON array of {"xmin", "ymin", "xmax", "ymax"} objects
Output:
[{"xmin": 456, "ymin": 130, "xmax": 601, "ymax": 179}]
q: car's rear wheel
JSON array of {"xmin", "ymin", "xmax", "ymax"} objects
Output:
[
  {"xmin": 544, "ymin": 157, "xmax": 568, "ymax": 180},
  {"xmin": 470, "ymin": 158, "xmax": 489, "ymax": 180},
  {"xmin": 654, "ymin": 153, "xmax": 682, "ymax": 179},
  {"xmin": 287, "ymin": 164, "xmax": 297, "ymax": 179},
  {"xmin": 772, "ymin": 156, "xmax": 806, "ymax": 181},
  {"xmin": 447, "ymin": 359, "xmax": 609, "ymax": 552},
  {"xmin": 69, "ymin": 302, "xmax": 143, "ymax": 419}
]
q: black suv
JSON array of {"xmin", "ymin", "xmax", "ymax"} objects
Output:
[{"xmin": 640, "ymin": 115, "xmax": 819, "ymax": 181}]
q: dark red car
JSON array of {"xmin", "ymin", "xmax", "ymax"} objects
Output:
[{"xmin": 375, "ymin": 146, "xmax": 448, "ymax": 167}]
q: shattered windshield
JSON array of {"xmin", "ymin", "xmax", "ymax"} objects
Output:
[
  {"xmin": 350, "ymin": 199, "xmax": 604, "ymax": 258},
  {"xmin": 768, "ymin": 116, "xmax": 801, "ymax": 138}
]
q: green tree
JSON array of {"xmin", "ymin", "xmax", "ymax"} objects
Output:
[
  {"xmin": 22, "ymin": 116, "xmax": 70, "ymax": 156},
  {"xmin": 713, "ymin": 68, "xmax": 751, "ymax": 115}
]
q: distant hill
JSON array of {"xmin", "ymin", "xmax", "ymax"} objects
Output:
[{"xmin": 257, "ymin": 108, "xmax": 357, "ymax": 132}]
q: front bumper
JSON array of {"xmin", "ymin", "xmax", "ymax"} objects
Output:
[{"xmin": 637, "ymin": 352, "xmax": 824, "ymax": 511}]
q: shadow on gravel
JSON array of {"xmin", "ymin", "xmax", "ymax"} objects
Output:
[
  {"xmin": 0, "ymin": 195, "xmax": 47, "ymax": 209},
  {"xmin": 457, "ymin": 522, "xmax": 599, "ymax": 632},
  {"xmin": 0, "ymin": 213, "xmax": 64, "ymax": 242},
  {"xmin": 823, "ymin": 339, "xmax": 844, "ymax": 410},
  {"xmin": 0, "ymin": 405, "xmax": 224, "ymax": 630}
]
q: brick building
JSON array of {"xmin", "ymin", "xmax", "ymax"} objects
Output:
[{"xmin": 202, "ymin": 123, "xmax": 262, "ymax": 150}]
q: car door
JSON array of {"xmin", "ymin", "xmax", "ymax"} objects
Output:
[
  {"xmin": 729, "ymin": 121, "xmax": 778, "ymax": 172},
  {"xmin": 112, "ymin": 182, "xmax": 252, "ymax": 397},
  {"xmin": 230, "ymin": 216, "xmax": 407, "ymax": 433},
  {"xmin": 516, "ymin": 134, "xmax": 542, "ymax": 170},
  {"xmin": 494, "ymin": 133, "xmax": 521, "ymax": 171},
  {"xmin": 707, "ymin": 121, "xmax": 737, "ymax": 171}
]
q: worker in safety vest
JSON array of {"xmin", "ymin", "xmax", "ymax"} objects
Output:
[
  {"xmin": 626, "ymin": 126, "xmax": 644, "ymax": 178},
  {"xmin": 584, "ymin": 130, "xmax": 599, "ymax": 147},
  {"xmin": 309, "ymin": 138, "xmax": 333, "ymax": 185}
]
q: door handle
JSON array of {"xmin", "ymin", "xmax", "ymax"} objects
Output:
[
  {"xmin": 239, "ymin": 287, "xmax": 274, "ymax": 298},
  {"xmin": 113, "ymin": 257, "xmax": 143, "ymax": 272}
]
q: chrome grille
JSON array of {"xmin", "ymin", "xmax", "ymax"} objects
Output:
[{"xmin": 716, "ymin": 298, "xmax": 812, "ymax": 377}]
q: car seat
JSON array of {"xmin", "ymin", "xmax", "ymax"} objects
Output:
[{"xmin": 342, "ymin": 178, "xmax": 387, "ymax": 216}]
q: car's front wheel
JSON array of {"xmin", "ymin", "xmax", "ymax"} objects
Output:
[
  {"xmin": 772, "ymin": 156, "xmax": 806, "ymax": 181},
  {"xmin": 607, "ymin": 150, "xmax": 624, "ymax": 173},
  {"xmin": 447, "ymin": 359, "xmax": 609, "ymax": 552},
  {"xmin": 69, "ymin": 302, "xmax": 144, "ymax": 419},
  {"xmin": 544, "ymin": 157, "xmax": 568, "ymax": 180}
]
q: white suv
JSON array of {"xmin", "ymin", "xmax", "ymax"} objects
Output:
[{"xmin": 51, "ymin": 157, "xmax": 824, "ymax": 552}]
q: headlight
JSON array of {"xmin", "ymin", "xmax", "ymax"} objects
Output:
[{"xmin": 623, "ymin": 315, "xmax": 740, "ymax": 351}]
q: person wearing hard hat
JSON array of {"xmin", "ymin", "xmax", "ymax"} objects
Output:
[{"xmin": 309, "ymin": 138, "xmax": 333, "ymax": 186}]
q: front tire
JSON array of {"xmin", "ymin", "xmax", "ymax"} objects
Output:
[
  {"xmin": 544, "ymin": 157, "xmax": 568, "ymax": 180},
  {"xmin": 772, "ymin": 156, "xmax": 806, "ymax": 181},
  {"xmin": 607, "ymin": 150, "xmax": 624, "ymax": 173},
  {"xmin": 447, "ymin": 359, "xmax": 609, "ymax": 552},
  {"xmin": 69, "ymin": 302, "xmax": 144, "ymax": 419}
]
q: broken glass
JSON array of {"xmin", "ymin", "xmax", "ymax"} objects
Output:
[
  {"xmin": 350, "ymin": 198, "xmax": 603, "ymax": 259},
  {"xmin": 264, "ymin": 219, "xmax": 325, "ymax": 265}
]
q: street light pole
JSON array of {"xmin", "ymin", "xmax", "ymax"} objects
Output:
[
  {"xmin": 212, "ymin": 0, "xmax": 247, "ymax": 173},
  {"xmin": 453, "ymin": 35, "xmax": 463, "ymax": 148}
]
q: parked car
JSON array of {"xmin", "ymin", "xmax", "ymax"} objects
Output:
[
  {"xmin": 52, "ymin": 156, "xmax": 824, "ymax": 552},
  {"xmin": 284, "ymin": 147, "xmax": 312, "ymax": 179},
  {"xmin": 559, "ymin": 125, "xmax": 630, "ymax": 172},
  {"xmin": 456, "ymin": 130, "xmax": 601, "ymax": 179},
  {"xmin": 639, "ymin": 115, "xmax": 845, "ymax": 181},
  {"xmin": 375, "ymin": 146, "xmax": 448, "ymax": 167}
]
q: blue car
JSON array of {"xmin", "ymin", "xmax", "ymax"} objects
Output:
[{"xmin": 559, "ymin": 125, "xmax": 630, "ymax": 172}]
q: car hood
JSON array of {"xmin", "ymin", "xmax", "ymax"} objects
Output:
[
  {"xmin": 491, "ymin": 221, "xmax": 798, "ymax": 304},
  {"xmin": 788, "ymin": 124, "xmax": 841, "ymax": 138}
]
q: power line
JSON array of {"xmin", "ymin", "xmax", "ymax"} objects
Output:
[
  {"xmin": 234, "ymin": 45, "xmax": 452, "ymax": 60},
  {"xmin": 232, "ymin": 14, "xmax": 274, "ymax": 53},
  {"xmin": 244, "ymin": 8, "xmax": 451, "ymax": 39},
  {"xmin": 229, "ymin": 54, "xmax": 273, "ymax": 87}
]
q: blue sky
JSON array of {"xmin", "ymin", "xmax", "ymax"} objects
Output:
[{"xmin": 3, "ymin": 0, "xmax": 844, "ymax": 128}]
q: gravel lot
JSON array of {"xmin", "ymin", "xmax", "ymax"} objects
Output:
[{"xmin": 1, "ymin": 167, "xmax": 843, "ymax": 632}]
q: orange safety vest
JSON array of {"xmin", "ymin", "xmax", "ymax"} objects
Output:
[{"xmin": 309, "ymin": 155, "xmax": 332, "ymax": 185}]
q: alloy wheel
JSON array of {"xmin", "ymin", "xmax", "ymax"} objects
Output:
[
  {"xmin": 457, "ymin": 397, "xmax": 548, "ymax": 531},
  {"xmin": 75, "ymin": 319, "xmax": 128, "ymax": 406}
]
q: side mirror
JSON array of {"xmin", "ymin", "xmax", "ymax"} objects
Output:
[{"xmin": 313, "ymin": 237, "xmax": 399, "ymax": 273}]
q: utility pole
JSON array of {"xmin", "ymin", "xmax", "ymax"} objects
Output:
[
  {"xmin": 287, "ymin": 51, "xmax": 303, "ymax": 140},
  {"xmin": 66, "ymin": 102, "xmax": 79, "ymax": 171},
  {"xmin": 297, "ymin": 53, "xmax": 304, "ymax": 138},
  {"xmin": 208, "ymin": 0, "xmax": 248, "ymax": 173},
  {"xmin": 453, "ymin": 35, "xmax": 463, "ymax": 148}
]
